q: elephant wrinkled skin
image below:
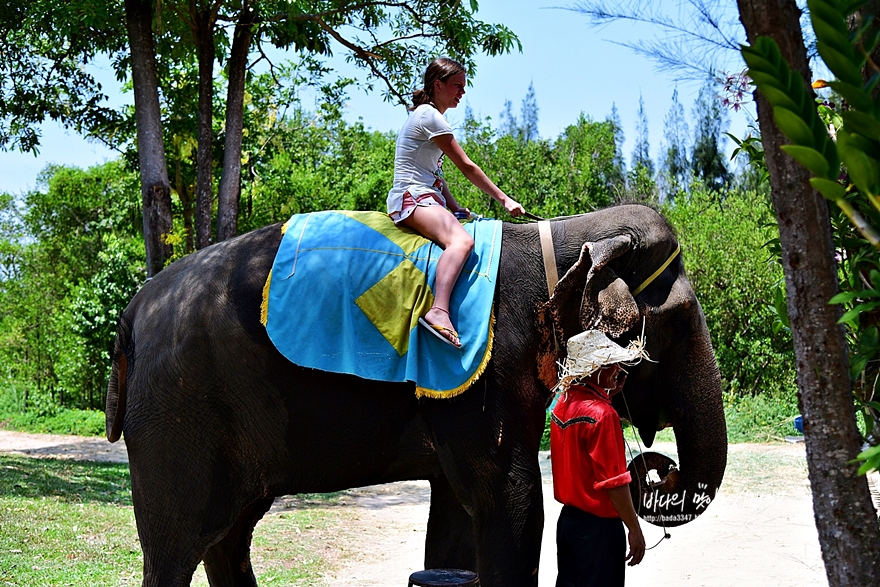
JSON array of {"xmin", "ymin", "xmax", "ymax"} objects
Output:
[{"xmin": 106, "ymin": 204, "xmax": 726, "ymax": 587}]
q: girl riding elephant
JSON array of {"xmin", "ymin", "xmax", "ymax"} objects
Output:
[{"xmin": 387, "ymin": 57, "xmax": 526, "ymax": 348}]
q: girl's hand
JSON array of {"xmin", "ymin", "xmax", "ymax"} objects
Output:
[{"xmin": 504, "ymin": 196, "xmax": 525, "ymax": 218}]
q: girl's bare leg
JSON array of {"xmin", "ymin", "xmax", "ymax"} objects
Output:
[{"xmin": 401, "ymin": 205, "xmax": 474, "ymax": 346}]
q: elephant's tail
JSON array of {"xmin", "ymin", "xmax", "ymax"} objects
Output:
[{"xmin": 106, "ymin": 314, "xmax": 133, "ymax": 443}]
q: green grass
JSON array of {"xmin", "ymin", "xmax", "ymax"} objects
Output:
[
  {"xmin": 0, "ymin": 408, "xmax": 106, "ymax": 437},
  {"xmin": 0, "ymin": 455, "xmax": 344, "ymax": 586},
  {"xmin": 0, "ymin": 455, "xmax": 138, "ymax": 586}
]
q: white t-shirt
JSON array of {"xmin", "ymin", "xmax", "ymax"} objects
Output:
[{"xmin": 386, "ymin": 104, "xmax": 453, "ymax": 214}]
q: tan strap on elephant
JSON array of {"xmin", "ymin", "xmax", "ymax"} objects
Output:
[{"xmin": 538, "ymin": 220, "xmax": 559, "ymax": 298}]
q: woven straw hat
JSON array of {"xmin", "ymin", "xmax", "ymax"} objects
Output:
[{"xmin": 557, "ymin": 330, "xmax": 649, "ymax": 391}]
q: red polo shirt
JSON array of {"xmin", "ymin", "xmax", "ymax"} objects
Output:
[{"xmin": 550, "ymin": 382, "xmax": 632, "ymax": 518}]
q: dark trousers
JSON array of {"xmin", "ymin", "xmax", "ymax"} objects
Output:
[{"xmin": 556, "ymin": 505, "xmax": 626, "ymax": 587}]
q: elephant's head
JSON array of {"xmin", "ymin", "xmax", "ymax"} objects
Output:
[{"xmin": 535, "ymin": 205, "xmax": 726, "ymax": 524}]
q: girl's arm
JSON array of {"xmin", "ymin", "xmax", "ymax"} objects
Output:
[
  {"xmin": 440, "ymin": 180, "xmax": 467, "ymax": 214},
  {"xmin": 433, "ymin": 134, "xmax": 525, "ymax": 217}
]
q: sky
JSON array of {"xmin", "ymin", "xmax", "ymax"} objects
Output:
[{"xmin": 0, "ymin": 0, "xmax": 754, "ymax": 196}]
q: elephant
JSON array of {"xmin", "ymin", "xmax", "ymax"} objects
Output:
[{"xmin": 105, "ymin": 203, "xmax": 727, "ymax": 587}]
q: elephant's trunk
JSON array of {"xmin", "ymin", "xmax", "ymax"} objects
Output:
[{"xmin": 667, "ymin": 324, "xmax": 728, "ymax": 519}]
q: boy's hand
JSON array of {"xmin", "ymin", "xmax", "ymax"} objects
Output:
[{"xmin": 626, "ymin": 527, "xmax": 646, "ymax": 566}]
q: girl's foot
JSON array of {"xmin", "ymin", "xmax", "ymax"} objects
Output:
[{"xmin": 423, "ymin": 306, "xmax": 461, "ymax": 348}]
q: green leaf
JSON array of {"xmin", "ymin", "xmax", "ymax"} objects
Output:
[
  {"xmin": 863, "ymin": 410, "xmax": 874, "ymax": 438},
  {"xmin": 810, "ymin": 177, "xmax": 847, "ymax": 199},
  {"xmin": 829, "ymin": 289, "xmax": 880, "ymax": 304},
  {"xmin": 782, "ymin": 145, "xmax": 830, "ymax": 176},
  {"xmin": 855, "ymin": 444, "xmax": 880, "ymax": 475},
  {"xmin": 811, "ymin": 15, "xmax": 855, "ymax": 59},
  {"xmin": 829, "ymin": 81, "xmax": 875, "ymax": 113},
  {"xmin": 860, "ymin": 326, "xmax": 879, "ymax": 351},
  {"xmin": 816, "ymin": 41, "xmax": 862, "ymax": 86},
  {"xmin": 838, "ymin": 133, "xmax": 880, "ymax": 195},
  {"xmin": 841, "ymin": 0, "xmax": 868, "ymax": 14},
  {"xmin": 821, "ymin": 139, "xmax": 841, "ymax": 176},
  {"xmin": 773, "ymin": 107, "xmax": 816, "ymax": 146},
  {"xmin": 745, "ymin": 67, "xmax": 789, "ymax": 91},
  {"xmin": 785, "ymin": 71, "xmax": 809, "ymax": 111},
  {"xmin": 755, "ymin": 83, "xmax": 801, "ymax": 112},
  {"xmin": 742, "ymin": 39, "xmax": 785, "ymax": 76},
  {"xmin": 741, "ymin": 48, "xmax": 777, "ymax": 74},
  {"xmin": 817, "ymin": 41, "xmax": 864, "ymax": 86},
  {"xmin": 841, "ymin": 111, "xmax": 880, "ymax": 141},
  {"xmin": 748, "ymin": 70, "xmax": 790, "ymax": 91},
  {"xmin": 851, "ymin": 353, "xmax": 870, "ymax": 378},
  {"xmin": 844, "ymin": 129, "xmax": 880, "ymax": 158},
  {"xmin": 839, "ymin": 301, "xmax": 880, "ymax": 324},
  {"xmin": 871, "ymin": 269, "xmax": 880, "ymax": 291},
  {"xmin": 808, "ymin": 0, "xmax": 850, "ymax": 35}
]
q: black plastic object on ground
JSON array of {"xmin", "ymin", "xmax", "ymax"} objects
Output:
[{"xmin": 408, "ymin": 568, "xmax": 480, "ymax": 586}]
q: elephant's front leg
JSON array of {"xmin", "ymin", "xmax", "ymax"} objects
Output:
[
  {"xmin": 425, "ymin": 475, "xmax": 477, "ymax": 570},
  {"xmin": 473, "ymin": 467, "xmax": 543, "ymax": 587},
  {"xmin": 428, "ymin": 449, "xmax": 544, "ymax": 587}
]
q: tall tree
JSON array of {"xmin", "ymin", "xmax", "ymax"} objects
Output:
[
  {"xmin": 660, "ymin": 87, "xmax": 689, "ymax": 198},
  {"xmin": 137, "ymin": 0, "xmax": 520, "ymax": 247},
  {"xmin": 0, "ymin": 0, "xmax": 126, "ymax": 154},
  {"xmin": 519, "ymin": 81, "xmax": 539, "ymax": 143},
  {"xmin": 180, "ymin": 1, "xmax": 222, "ymax": 249},
  {"xmin": 125, "ymin": 0, "xmax": 173, "ymax": 276},
  {"xmin": 3, "ymin": 1, "xmax": 521, "ymax": 270},
  {"xmin": 499, "ymin": 99, "xmax": 518, "ymax": 138},
  {"xmin": 216, "ymin": 2, "xmax": 257, "ymax": 243},
  {"xmin": 631, "ymin": 93, "xmax": 653, "ymax": 175},
  {"xmin": 736, "ymin": 0, "xmax": 880, "ymax": 583},
  {"xmin": 691, "ymin": 77, "xmax": 731, "ymax": 191},
  {"xmin": 607, "ymin": 103, "xmax": 626, "ymax": 190}
]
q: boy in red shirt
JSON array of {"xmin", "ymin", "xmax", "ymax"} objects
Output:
[{"xmin": 551, "ymin": 330, "xmax": 646, "ymax": 587}]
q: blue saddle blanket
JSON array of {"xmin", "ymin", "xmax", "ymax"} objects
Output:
[{"xmin": 261, "ymin": 211, "xmax": 503, "ymax": 398}]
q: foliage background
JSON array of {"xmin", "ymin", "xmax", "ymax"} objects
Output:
[{"xmin": 0, "ymin": 86, "xmax": 800, "ymax": 442}]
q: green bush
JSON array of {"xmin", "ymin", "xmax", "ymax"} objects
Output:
[
  {"xmin": 724, "ymin": 390, "xmax": 801, "ymax": 443},
  {"xmin": 0, "ymin": 406, "xmax": 106, "ymax": 436},
  {"xmin": 663, "ymin": 187, "xmax": 797, "ymax": 399}
]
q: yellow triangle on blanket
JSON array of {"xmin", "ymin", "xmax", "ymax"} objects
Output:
[
  {"xmin": 336, "ymin": 210, "xmax": 429, "ymax": 256},
  {"xmin": 356, "ymin": 258, "xmax": 434, "ymax": 356}
]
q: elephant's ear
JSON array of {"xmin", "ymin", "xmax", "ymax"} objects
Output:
[
  {"xmin": 534, "ymin": 236, "xmax": 639, "ymax": 390},
  {"xmin": 534, "ymin": 242, "xmax": 591, "ymax": 389},
  {"xmin": 580, "ymin": 237, "xmax": 640, "ymax": 338}
]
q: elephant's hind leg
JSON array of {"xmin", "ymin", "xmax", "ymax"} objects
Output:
[{"xmin": 203, "ymin": 497, "xmax": 274, "ymax": 587}]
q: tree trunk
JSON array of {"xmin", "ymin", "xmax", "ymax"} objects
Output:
[
  {"xmin": 216, "ymin": 3, "xmax": 255, "ymax": 242},
  {"xmin": 194, "ymin": 8, "xmax": 216, "ymax": 250},
  {"xmin": 174, "ymin": 157, "xmax": 195, "ymax": 253},
  {"xmin": 124, "ymin": 0, "xmax": 172, "ymax": 277},
  {"xmin": 736, "ymin": 0, "xmax": 880, "ymax": 584}
]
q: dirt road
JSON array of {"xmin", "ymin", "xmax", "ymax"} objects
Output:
[{"xmin": 0, "ymin": 431, "xmax": 826, "ymax": 586}]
